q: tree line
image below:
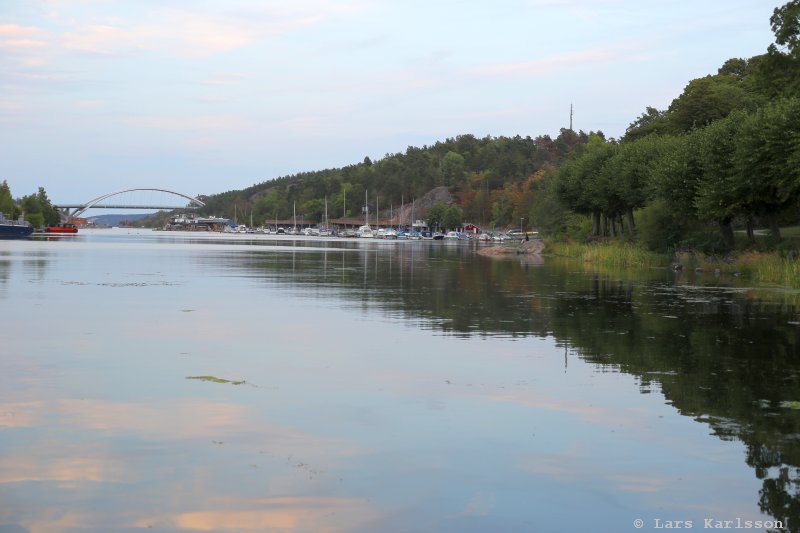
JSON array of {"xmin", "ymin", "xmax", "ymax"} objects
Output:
[
  {"xmin": 540, "ymin": 1, "xmax": 800, "ymax": 252},
  {"xmin": 0, "ymin": 181, "xmax": 60, "ymax": 227},
  {"xmin": 195, "ymin": 130, "xmax": 596, "ymax": 231}
]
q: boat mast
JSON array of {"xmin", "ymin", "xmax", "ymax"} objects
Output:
[{"xmin": 293, "ymin": 201, "xmax": 296, "ymax": 231}]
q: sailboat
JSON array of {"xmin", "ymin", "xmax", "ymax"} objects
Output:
[
  {"xmin": 319, "ymin": 196, "xmax": 331, "ymax": 236},
  {"xmin": 357, "ymin": 189, "xmax": 373, "ymax": 238},
  {"xmin": 409, "ymin": 199, "xmax": 420, "ymax": 239}
]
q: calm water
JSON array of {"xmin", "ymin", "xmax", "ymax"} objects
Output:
[{"xmin": 1, "ymin": 229, "xmax": 799, "ymax": 533}]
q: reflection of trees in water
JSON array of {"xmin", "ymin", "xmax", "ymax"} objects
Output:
[
  {"xmin": 232, "ymin": 244, "xmax": 800, "ymax": 530},
  {"xmin": 0, "ymin": 259, "xmax": 9, "ymax": 297},
  {"xmin": 0, "ymin": 251, "xmax": 51, "ymax": 296},
  {"xmin": 546, "ymin": 271, "xmax": 800, "ymax": 532},
  {"xmin": 238, "ymin": 244, "xmax": 554, "ymax": 336}
]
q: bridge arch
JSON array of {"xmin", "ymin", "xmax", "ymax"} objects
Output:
[{"xmin": 67, "ymin": 188, "xmax": 205, "ymax": 219}]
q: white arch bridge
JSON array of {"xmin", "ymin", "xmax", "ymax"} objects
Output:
[{"xmin": 54, "ymin": 188, "xmax": 205, "ymax": 220}]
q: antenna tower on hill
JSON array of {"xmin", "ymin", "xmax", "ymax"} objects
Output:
[{"xmin": 570, "ymin": 103, "xmax": 573, "ymax": 131}]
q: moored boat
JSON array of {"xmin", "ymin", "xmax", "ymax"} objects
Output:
[
  {"xmin": 0, "ymin": 213, "xmax": 34, "ymax": 238},
  {"xmin": 357, "ymin": 225, "xmax": 374, "ymax": 238},
  {"xmin": 44, "ymin": 223, "xmax": 78, "ymax": 234}
]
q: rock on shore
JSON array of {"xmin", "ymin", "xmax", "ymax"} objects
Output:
[{"xmin": 477, "ymin": 239, "xmax": 544, "ymax": 257}]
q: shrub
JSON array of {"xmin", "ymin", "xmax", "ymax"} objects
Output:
[{"xmin": 635, "ymin": 199, "xmax": 686, "ymax": 253}]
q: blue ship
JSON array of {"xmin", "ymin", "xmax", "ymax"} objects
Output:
[{"xmin": 0, "ymin": 213, "xmax": 34, "ymax": 238}]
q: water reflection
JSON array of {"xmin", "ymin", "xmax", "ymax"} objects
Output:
[
  {"xmin": 0, "ymin": 249, "xmax": 52, "ymax": 298},
  {"xmin": 3, "ymin": 232, "xmax": 800, "ymax": 531},
  {"xmin": 206, "ymin": 243, "xmax": 800, "ymax": 529}
]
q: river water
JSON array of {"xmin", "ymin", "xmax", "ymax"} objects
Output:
[{"xmin": 1, "ymin": 229, "xmax": 799, "ymax": 533}]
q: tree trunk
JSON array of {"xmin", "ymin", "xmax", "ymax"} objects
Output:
[
  {"xmin": 591, "ymin": 210, "xmax": 600, "ymax": 237},
  {"xmin": 746, "ymin": 218, "xmax": 754, "ymax": 241},
  {"xmin": 769, "ymin": 214, "xmax": 781, "ymax": 239},
  {"xmin": 626, "ymin": 209, "xmax": 636, "ymax": 235},
  {"xmin": 720, "ymin": 218, "xmax": 735, "ymax": 249},
  {"xmin": 610, "ymin": 217, "xmax": 617, "ymax": 237}
]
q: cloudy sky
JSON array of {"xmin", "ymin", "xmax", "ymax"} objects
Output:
[{"xmin": 0, "ymin": 0, "xmax": 778, "ymax": 203}]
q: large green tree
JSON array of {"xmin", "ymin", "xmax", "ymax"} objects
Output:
[
  {"xmin": 756, "ymin": 1, "xmax": 800, "ymax": 97},
  {"xmin": 623, "ymin": 106, "xmax": 669, "ymax": 141},
  {"xmin": 555, "ymin": 135, "xmax": 616, "ymax": 236},
  {"xmin": 734, "ymin": 97, "xmax": 800, "ymax": 237},
  {"xmin": 0, "ymin": 181, "xmax": 17, "ymax": 219},
  {"xmin": 36, "ymin": 187, "xmax": 60, "ymax": 226},
  {"xmin": 666, "ymin": 74, "xmax": 756, "ymax": 133},
  {"xmin": 426, "ymin": 202, "xmax": 446, "ymax": 231},
  {"xmin": 442, "ymin": 205, "xmax": 463, "ymax": 231},
  {"xmin": 771, "ymin": 0, "xmax": 800, "ymax": 55},
  {"xmin": 603, "ymin": 135, "xmax": 667, "ymax": 234},
  {"xmin": 693, "ymin": 110, "xmax": 749, "ymax": 248},
  {"xmin": 441, "ymin": 151, "xmax": 466, "ymax": 186}
]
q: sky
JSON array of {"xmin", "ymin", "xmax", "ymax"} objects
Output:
[{"xmin": 0, "ymin": 0, "xmax": 780, "ymax": 205}]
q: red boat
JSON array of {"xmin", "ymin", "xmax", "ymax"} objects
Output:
[{"xmin": 44, "ymin": 223, "xmax": 78, "ymax": 234}]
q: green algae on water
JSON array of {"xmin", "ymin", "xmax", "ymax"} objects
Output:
[{"xmin": 186, "ymin": 375, "xmax": 245, "ymax": 385}]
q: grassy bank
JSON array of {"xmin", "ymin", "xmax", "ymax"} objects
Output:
[
  {"xmin": 545, "ymin": 239, "xmax": 800, "ymax": 288},
  {"xmin": 544, "ymin": 240, "xmax": 670, "ymax": 269},
  {"xmin": 676, "ymin": 251, "xmax": 800, "ymax": 287}
]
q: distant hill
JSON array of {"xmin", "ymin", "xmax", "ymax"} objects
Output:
[{"xmin": 86, "ymin": 213, "xmax": 152, "ymax": 226}]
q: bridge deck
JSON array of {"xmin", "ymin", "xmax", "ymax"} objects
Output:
[{"xmin": 55, "ymin": 205, "xmax": 200, "ymax": 210}]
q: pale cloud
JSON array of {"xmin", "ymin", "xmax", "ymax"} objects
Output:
[
  {"xmin": 59, "ymin": 17, "xmax": 252, "ymax": 58},
  {"xmin": 181, "ymin": 136, "xmax": 227, "ymax": 151},
  {"xmin": 0, "ymin": 23, "xmax": 44, "ymax": 37},
  {"xmin": 123, "ymin": 115, "xmax": 255, "ymax": 132},
  {"xmin": 52, "ymin": 3, "xmax": 368, "ymax": 59},
  {"xmin": 75, "ymin": 99, "xmax": 106, "ymax": 108},
  {"xmin": 61, "ymin": 23, "xmax": 138, "ymax": 55},
  {"xmin": 0, "ymin": 38, "xmax": 48, "ymax": 49},
  {"xmin": 476, "ymin": 46, "xmax": 620, "ymax": 77},
  {"xmin": 150, "ymin": 11, "xmax": 255, "ymax": 57},
  {"xmin": 202, "ymin": 71, "xmax": 251, "ymax": 86},
  {"xmin": 0, "ymin": 23, "xmax": 52, "ymax": 68}
]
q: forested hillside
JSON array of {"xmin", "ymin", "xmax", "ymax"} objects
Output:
[
  {"xmin": 193, "ymin": 1, "xmax": 800, "ymax": 251},
  {"xmin": 548, "ymin": 0, "xmax": 800, "ymax": 252},
  {"xmin": 197, "ymin": 129, "xmax": 598, "ymax": 230}
]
